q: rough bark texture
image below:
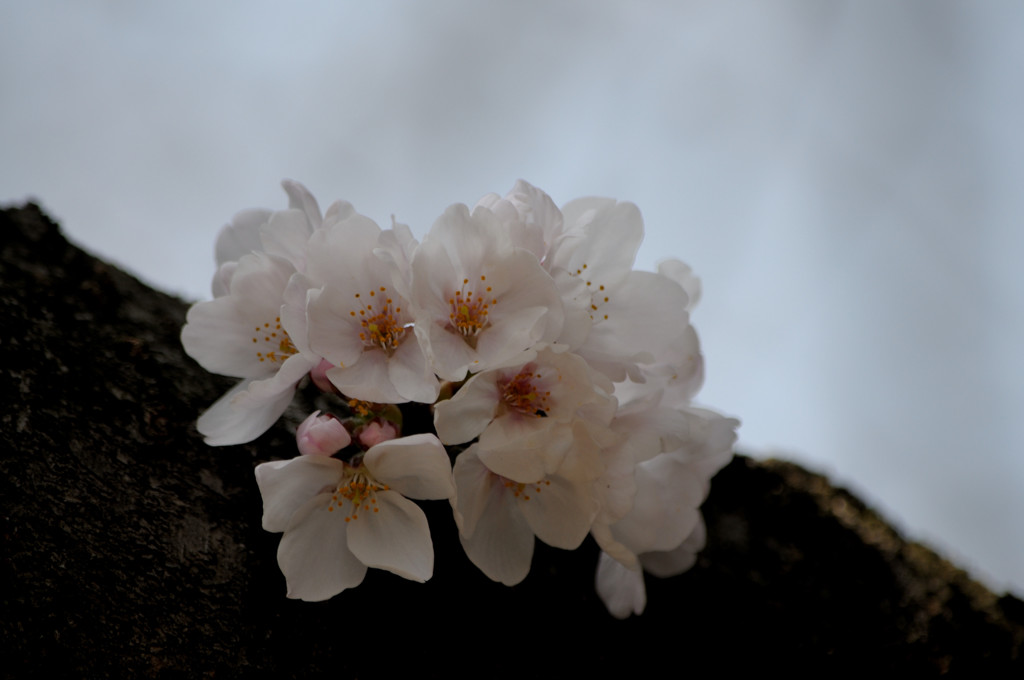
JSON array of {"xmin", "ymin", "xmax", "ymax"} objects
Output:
[{"xmin": 2, "ymin": 203, "xmax": 1021, "ymax": 677}]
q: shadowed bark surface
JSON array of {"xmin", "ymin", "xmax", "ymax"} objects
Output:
[{"xmin": 2, "ymin": 203, "xmax": 1021, "ymax": 677}]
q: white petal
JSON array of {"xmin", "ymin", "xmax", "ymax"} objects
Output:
[
  {"xmin": 346, "ymin": 490, "xmax": 434, "ymax": 582},
  {"xmin": 388, "ymin": 336, "xmax": 440, "ymax": 403},
  {"xmin": 642, "ymin": 515, "xmax": 707, "ymax": 578},
  {"xmin": 196, "ymin": 353, "xmax": 311, "ymax": 446},
  {"xmin": 322, "ymin": 199, "xmax": 356, "ymax": 225},
  {"xmin": 637, "ymin": 324, "xmax": 705, "ymax": 402},
  {"xmin": 665, "ymin": 408, "xmax": 739, "ymax": 471},
  {"xmin": 595, "ymin": 551, "xmax": 646, "ymax": 619},
  {"xmin": 610, "ymin": 456, "xmax": 703, "ymax": 554},
  {"xmin": 255, "ymin": 456, "xmax": 343, "ymax": 532},
  {"xmin": 582, "ymin": 270, "xmax": 689, "ymax": 364},
  {"xmin": 450, "ymin": 447, "xmax": 488, "ymax": 538},
  {"xmin": 432, "ymin": 371, "xmax": 501, "ymax": 445},
  {"xmin": 375, "ymin": 220, "xmax": 419, "ymax": 297},
  {"xmin": 211, "ymin": 261, "xmax": 237, "ymax": 298},
  {"xmin": 516, "ymin": 471, "xmax": 596, "ymax": 550},
  {"xmin": 364, "ymin": 434, "xmax": 455, "ymax": 500},
  {"xmin": 482, "ymin": 249, "xmax": 562, "ymax": 319},
  {"xmin": 186, "ymin": 253, "xmax": 300, "ymax": 385},
  {"xmin": 215, "ymin": 208, "xmax": 271, "ymax": 266},
  {"xmin": 304, "ymin": 213, "xmax": 383, "ymax": 289},
  {"xmin": 590, "ymin": 522, "xmax": 640, "ymax": 572},
  {"xmin": 306, "ymin": 287, "xmax": 366, "ymax": 369},
  {"xmin": 502, "ymin": 179, "xmax": 564, "ymax": 260},
  {"xmin": 244, "ymin": 352, "xmax": 314, "ymax": 400},
  {"xmin": 550, "ymin": 198, "xmax": 643, "ymax": 293},
  {"xmin": 657, "ymin": 258, "xmax": 701, "ymax": 312},
  {"xmin": 474, "ymin": 304, "xmax": 551, "ymax": 369},
  {"xmin": 181, "ymin": 295, "xmax": 270, "ymax": 379},
  {"xmin": 477, "ymin": 420, "xmax": 572, "ymax": 483},
  {"xmin": 280, "ymin": 272, "xmax": 315, "ymax": 358},
  {"xmin": 326, "ymin": 353, "xmax": 405, "ymax": 404},
  {"xmin": 423, "ymin": 203, "xmax": 513, "ymax": 275},
  {"xmin": 421, "ymin": 322, "xmax": 477, "ymax": 382},
  {"xmin": 228, "ymin": 252, "xmax": 296, "ymax": 320},
  {"xmin": 260, "ymin": 209, "xmax": 313, "ymax": 272},
  {"xmin": 281, "ymin": 179, "xmax": 323, "ymax": 230},
  {"xmin": 453, "ymin": 449, "xmax": 534, "ymax": 586},
  {"xmin": 196, "ymin": 378, "xmax": 295, "ymax": 446},
  {"xmin": 278, "ymin": 493, "xmax": 367, "ymax": 601}
]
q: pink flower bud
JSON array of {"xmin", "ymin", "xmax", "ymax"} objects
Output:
[
  {"xmin": 310, "ymin": 359, "xmax": 337, "ymax": 394},
  {"xmin": 358, "ymin": 421, "xmax": 398, "ymax": 448},
  {"xmin": 296, "ymin": 410, "xmax": 351, "ymax": 457}
]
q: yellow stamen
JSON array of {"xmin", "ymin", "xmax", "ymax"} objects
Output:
[
  {"xmin": 253, "ymin": 316, "xmax": 297, "ymax": 363},
  {"xmin": 352, "ymin": 289, "xmax": 406, "ymax": 353},
  {"xmin": 448, "ymin": 275, "xmax": 494, "ymax": 337},
  {"xmin": 328, "ymin": 466, "xmax": 390, "ymax": 522}
]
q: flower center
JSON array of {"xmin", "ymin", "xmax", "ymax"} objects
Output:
[
  {"xmin": 500, "ymin": 368, "xmax": 550, "ymax": 417},
  {"xmin": 252, "ymin": 316, "xmax": 298, "ymax": 363},
  {"xmin": 328, "ymin": 466, "xmax": 390, "ymax": 522},
  {"xmin": 448, "ymin": 276, "xmax": 497, "ymax": 338},
  {"xmin": 503, "ymin": 477, "xmax": 552, "ymax": 501},
  {"xmin": 572, "ymin": 263, "xmax": 611, "ymax": 323},
  {"xmin": 351, "ymin": 287, "xmax": 407, "ymax": 354}
]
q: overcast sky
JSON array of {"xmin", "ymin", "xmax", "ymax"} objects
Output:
[{"xmin": 3, "ymin": 1, "xmax": 1022, "ymax": 595}]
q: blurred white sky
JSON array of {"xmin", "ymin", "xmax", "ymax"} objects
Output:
[{"xmin": 3, "ymin": 1, "xmax": 1021, "ymax": 595}]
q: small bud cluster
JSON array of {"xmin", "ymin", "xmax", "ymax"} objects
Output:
[{"xmin": 181, "ymin": 179, "xmax": 738, "ymax": 616}]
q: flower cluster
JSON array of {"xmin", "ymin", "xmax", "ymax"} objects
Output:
[{"xmin": 181, "ymin": 179, "xmax": 738, "ymax": 617}]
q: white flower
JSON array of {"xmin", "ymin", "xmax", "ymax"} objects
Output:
[
  {"xmin": 295, "ymin": 211, "xmax": 438, "ymax": 403},
  {"xmin": 575, "ymin": 269, "xmax": 694, "ymax": 382},
  {"xmin": 181, "ymin": 250, "xmax": 316, "ymax": 445},
  {"xmin": 409, "ymin": 203, "xmax": 565, "ymax": 381},
  {"xmin": 595, "ymin": 518, "xmax": 707, "ymax": 619},
  {"xmin": 255, "ymin": 434, "xmax": 456, "ymax": 601},
  {"xmin": 434, "ymin": 348, "xmax": 615, "ymax": 483},
  {"xmin": 451, "ymin": 421, "xmax": 610, "ymax": 586},
  {"xmin": 544, "ymin": 198, "xmax": 694, "ymax": 381},
  {"xmin": 592, "ymin": 397, "xmax": 738, "ymax": 617}
]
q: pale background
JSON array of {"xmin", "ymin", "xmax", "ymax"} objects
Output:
[{"xmin": 3, "ymin": 1, "xmax": 1021, "ymax": 595}]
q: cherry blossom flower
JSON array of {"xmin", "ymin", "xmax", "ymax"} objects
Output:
[
  {"xmin": 451, "ymin": 438, "xmax": 603, "ymax": 586},
  {"xmin": 287, "ymin": 210, "xmax": 439, "ymax": 404},
  {"xmin": 434, "ymin": 348, "xmax": 615, "ymax": 483},
  {"xmin": 408, "ymin": 203, "xmax": 565, "ymax": 381},
  {"xmin": 181, "ymin": 250, "xmax": 316, "ymax": 445},
  {"xmin": 592, "ymin": 399, "xmax": 738, "ymax": 617},
  {"xmin": 541, "ymin": 197, "xmax": 696, "ymax": 381},
  {"xmin": 255, "ymin": 433, "xmax": 456, "ymax": 601},
  {"xmin": 595, "ymin": 518, "xmax": 708, "ymax": 619}
]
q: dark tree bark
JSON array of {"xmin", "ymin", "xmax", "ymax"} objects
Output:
[{"xmin": 2, "ymin": 203, "xmax": 1021, "ymax": 677}]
